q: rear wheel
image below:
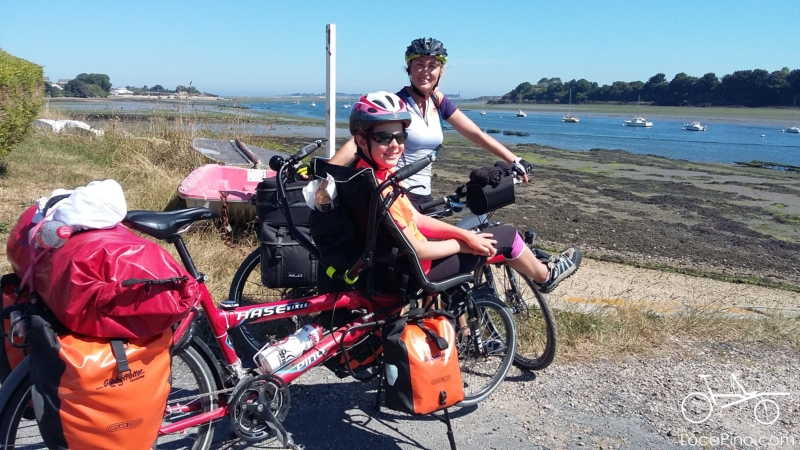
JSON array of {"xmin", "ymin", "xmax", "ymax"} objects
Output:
[
  {"xmin": 476, "ymin": 263, "xmax": 557, "ymax": 370},
  {"xmin": 159, "ymin": 344, "xmax": 219, "ymax": 449},
  {"xmin": 0, "ymin": 345, "xmax": 218, "ymax": 450},
  {"xmin": 228, "ymin": 248, "xmax": 317, "ymax": 360},
  {"xmin": 455, "ymin": 294, "xmax": 516, "ymax": 407},
  {"xmin": 0, "ymin": 370, "xmax": 37, "ymax": 449}
]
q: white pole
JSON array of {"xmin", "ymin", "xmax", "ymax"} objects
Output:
[{"xmin": 325, "ymin": 24, "xmax": 336, "ymax": 158}]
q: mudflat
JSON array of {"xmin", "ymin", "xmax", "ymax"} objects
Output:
[{"xmin": 423, "ymin": 141, "xmax": 800, "ymax": 291}]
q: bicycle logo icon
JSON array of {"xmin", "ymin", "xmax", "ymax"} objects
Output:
[{"xmin": 681, "ymin": 374, "xmax": 790, "ymax": 425}]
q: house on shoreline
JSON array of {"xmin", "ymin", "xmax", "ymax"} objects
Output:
[{"xmin": 110, "ymin": 87, "xmax": 134, "ymax": 96}]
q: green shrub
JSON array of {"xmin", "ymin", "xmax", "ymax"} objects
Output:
[{"xmin": 0, "ymin": 49, "xmax": 44, "ymax": 159}]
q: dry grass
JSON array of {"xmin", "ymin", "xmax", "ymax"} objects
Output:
[
  {"xmin": 0, "ymin": 116, "xmax": 284, "ymax": 302},
  {"xmin": 550, "ymin": 305, "xmax": 800, "ymax": 362}
]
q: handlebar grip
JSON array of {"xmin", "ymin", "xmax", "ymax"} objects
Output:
[
  {"xmin": 418, "ymin": 197, "xmax": 446, "ymax": 212},
  {"xmin": 293, "ymin": 140, "xmax": 325, "ymax": 160},
  {"xmin": 392, "ymin": 153, "xmax": 434, "ymax": 183}
]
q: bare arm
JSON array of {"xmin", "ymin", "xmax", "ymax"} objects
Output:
[
  {"xmin": 442, "ymin": 95, "xmax": 529, "ymax": 182},
  {"xmin": 402, "ymin": 227, "xmax": 463, "ymax": 261},
  {"xmin": 328, "ymin": 137, "xmax": 359, "ymax": 166},
  {"xmin": 411, "ymin": 208, "xmax": 498, "ymax": 258}
]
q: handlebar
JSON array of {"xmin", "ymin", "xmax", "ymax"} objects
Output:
[
  {"xmin": 269, "ymin": 139, "xmax": 326, "ymax": 172},
  {"xmin": 391, "ymin": 150, "xmax": 437, "ymax": 183},
  {"xmin": 417, "ymin": 197, "xmax": 446, "ymax": 212},
  {"xmin": 294, "ymin": 140, "xmax": 325, "ymax": 160}
]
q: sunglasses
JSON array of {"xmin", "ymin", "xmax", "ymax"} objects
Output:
[{"xmin": 368, "ymin": 131, "xmax": 408, "ymax": 145}]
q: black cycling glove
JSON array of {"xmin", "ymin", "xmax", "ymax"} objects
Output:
[{"xmin": 512, "ymin": 157, "xmax": 532, "ymax": 176}]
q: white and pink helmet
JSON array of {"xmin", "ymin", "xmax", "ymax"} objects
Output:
[{"xmin": 349, "ymin": 91, "xmax": 412, "ymax": 136}]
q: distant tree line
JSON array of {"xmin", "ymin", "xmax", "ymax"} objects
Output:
[
  {"xmin": 499, "ymin": 68, "xmax": 800, "ymax": 107},
  {"xmin": 46, "ymin": 73, "xmax": 111, "ymax": 98},
  {"xmin": 45, "ymin": 76, "xmax": 213, "ymax": 98},
  {"xmin": 126, "ymin": 84, "xmax": 201, "ymax": 95}
]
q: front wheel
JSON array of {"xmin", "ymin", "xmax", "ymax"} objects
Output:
[
  {"xmin": 0, "ymin": 345, "xmax": 219, "ymax": 450},
  {"xmin": 455, "ymin": 294, "xmax": 517, "ymax": 407},
  {"xmin": 476, "ymin": 263, "xmax": 557, "ymax": 370},
  {"xmin": 228, "ymin": 248, "xmax": 317, "ymax": 360}
]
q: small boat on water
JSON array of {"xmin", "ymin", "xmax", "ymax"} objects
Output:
[
  {"xmin": 784, "ymin": 98, "xmax": 799, "ymax": 133},
  {"xmin": 515, "ymin": 109, "xmax": 527, "ymax": 117},
  {"xmin": 624, "ymin": 117, "xmax": 653, "ymax": 127},
  {"xmin": 683, "ymin": 121, "xmax": 707, "ymax": 131},
  {"xmin": 562, "ymin": 89, "xmax": 579, "ymax": 123},
  {"xmin": 480, "ymin": 111, "xmax": 486, "ymax": 115},
  {"xmin": 311, "ymin": 101, "xmax": 316, "ymax": 107},
  {"xmin": 624, "ymin": 95, "xmax": 653, "ymax": 127}
]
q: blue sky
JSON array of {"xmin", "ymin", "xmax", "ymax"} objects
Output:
[{"xmin": 1, "ymin": 0, "xmax": 798, "ymax": 98}]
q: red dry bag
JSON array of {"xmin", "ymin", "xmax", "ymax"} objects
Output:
[{"xmin": 6, "ymin": 205, "xmax": 198, "ymax": 338}]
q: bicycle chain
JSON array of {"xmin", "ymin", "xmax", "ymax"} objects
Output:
[{"xmin": 165, "ymin": 386, "xmax": 235, "ymax": 411}]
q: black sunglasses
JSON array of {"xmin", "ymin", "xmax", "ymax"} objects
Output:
[{"xmin": 368, "ymin": 131, "xmax": 408, "ymax": 145}]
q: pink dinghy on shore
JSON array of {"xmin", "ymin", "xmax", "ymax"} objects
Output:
[
  {"xmin": 179, "ymin": 138, "xmax": 288, "ymax": 218},
  {"xmin": 178, "ymin": 164, "xmax": 276, "ymax": 217}
]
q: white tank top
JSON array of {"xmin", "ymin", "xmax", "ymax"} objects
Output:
[{"xmin": 399, "ymin": 95, "xmax": 442, "ymax": 196}]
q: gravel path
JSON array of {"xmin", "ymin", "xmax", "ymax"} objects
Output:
[
  {"xmin": 208, "ymin": 259, "xmax": 798, "ymax": 450},
  {"xmin": 214, "ymin": 339, "xmax": 798, "ymax": 450}
]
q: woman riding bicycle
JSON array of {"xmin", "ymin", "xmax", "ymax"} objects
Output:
[
  {"xmin": 330, "ymin": 37, "xmax": 533, "ymax": 212},
  {"xmin": 347, "ymin": 91, "xmax": 580, "ymax": 293}
]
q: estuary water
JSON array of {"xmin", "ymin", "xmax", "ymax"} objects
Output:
[
  {"xmin": 49, "ymin": 98, "xmax": 800, "ymax": 167},
  {"xmin": 244, "ymin": 101, "xmax": 800, "ymax": 167}
]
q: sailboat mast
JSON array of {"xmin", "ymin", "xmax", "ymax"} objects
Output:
[{"xmin": 568, "ymin": 89, "xmax": 572, "ymax": 115}]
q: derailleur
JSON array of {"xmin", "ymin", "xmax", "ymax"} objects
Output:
[{"xmin": 228, "ymin": 373, "xmax": 302, "ymax": 449}]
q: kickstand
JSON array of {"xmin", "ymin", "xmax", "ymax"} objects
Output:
[
  {"xmin": 374, "ymin": 369, "xmax": 384, "ymax": 411},
  {"xmin": 430, "ymin": 408, "xmax": 457, "ymax": 450}
]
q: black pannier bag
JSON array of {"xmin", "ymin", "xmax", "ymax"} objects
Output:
[
  {"xmin": 465, "ymin": 161, "xmax": 516, "ymax": 215},
  {"xmin": 256, "ymin": 177, "xmax": 318, "ymax": 288}
]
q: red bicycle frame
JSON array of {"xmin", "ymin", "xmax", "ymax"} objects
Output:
[{"xmin": 160, "ymin": 274, "xmax": 405, "ymax": 436}]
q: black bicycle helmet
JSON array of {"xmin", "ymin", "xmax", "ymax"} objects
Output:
[{"xmin": 405, "ymin": 38, "xmax": 448, "ymax": 65}]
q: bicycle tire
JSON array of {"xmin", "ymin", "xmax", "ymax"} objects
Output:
[
  {"xmin": 0, "ymin": 345, "xmax": 217, "ymax": 450},
  {"xmin": 159, "ymin": 344, "xmax": 219, "ymax": 450},
  {"xmin": 476, "ymin": 263, "xmax": 557, "ymax": 370},
  {"xmin": 228, "ymin": 248, "xmax": 318, "ymax": 360},
  {"xmin": 456, "ymin": 294, "xmax": 517, "ymax": 407}
]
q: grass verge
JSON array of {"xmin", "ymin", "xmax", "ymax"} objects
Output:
[{"xmin": 530, "ymin": 306, "xmax": 800, "ymax": 362}]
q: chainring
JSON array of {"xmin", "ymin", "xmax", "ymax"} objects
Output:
[{"xmin": 228, "ymin": 373, "xmax": 292, "ymax": 443}]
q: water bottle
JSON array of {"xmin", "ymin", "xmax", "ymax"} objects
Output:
[
  {"xmin": 255, "ymin": 323, "xmax": 324, "ymax": 374},
  {"xmin": 30, "ymin": 220, "xmax": 72, "ymax": 249}
]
